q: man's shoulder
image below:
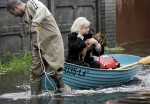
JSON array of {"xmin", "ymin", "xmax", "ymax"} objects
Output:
[{"xmin": 27, "ymin": 0, "xmax": 40, "ymax": 5}]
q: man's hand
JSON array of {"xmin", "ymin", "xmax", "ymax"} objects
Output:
[{"xmin": 31, "ymin": 26, "xmax": 38, "ymax": 34}]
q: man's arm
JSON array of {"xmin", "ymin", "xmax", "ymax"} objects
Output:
[{"xmin": 27, "ymin": 0, "xmax": 50, "ymax": 27}]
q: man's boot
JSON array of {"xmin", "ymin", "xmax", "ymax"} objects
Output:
[
  {"xmin": 30, "ymin": 81, "xmax": 41, "ymax": 95},
  {"xmin": 56, "ymin": 74, "xmax": 65, "ymax": 89},
  {"xmin": 51, "ymin": 72, "xmax": 70, "ymax": 93}
]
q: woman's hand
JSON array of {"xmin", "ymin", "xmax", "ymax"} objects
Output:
[
  {"xmin": 85, "ymin": 38, "xmax": 97, "ymax": 44},
  {"xmin": 85, "ymin": 38, "xmax": 100, "ymax": 47}
]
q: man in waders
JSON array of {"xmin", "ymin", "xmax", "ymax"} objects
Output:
[{"xmin": 7, "ymin": 0, "xmax": 66, "ymax": 95}]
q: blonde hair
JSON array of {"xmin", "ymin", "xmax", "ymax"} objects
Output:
[{"xmin": 71, "ymin": 17, "xmax": 90, "ymax": 33}]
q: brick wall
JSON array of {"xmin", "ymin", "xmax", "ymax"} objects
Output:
[{"xmin": 100, "ymin": 0, "xmax": 116, "ymax": 47}]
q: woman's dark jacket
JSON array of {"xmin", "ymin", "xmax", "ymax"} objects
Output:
[{"xmin": 65, "ymin": 32, "xmax": 104, "ymax": 65}]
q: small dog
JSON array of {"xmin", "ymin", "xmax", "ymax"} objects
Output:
[{"xmin": 79, "ymin": 32, "xmax": 105, "ymax": 61}]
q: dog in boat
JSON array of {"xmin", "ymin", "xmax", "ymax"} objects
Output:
[{"xmin": 79, "ymin": 32, "xmax": 105, "ymax": 61}]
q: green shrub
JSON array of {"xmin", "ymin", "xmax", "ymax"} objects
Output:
[
  {"xmin": 105, "ymin": 45, "xmax": 125, "ymax": 53},
  {"xmin": 0, "ymin": 50, "xmax": 32, "ymax": 73}
]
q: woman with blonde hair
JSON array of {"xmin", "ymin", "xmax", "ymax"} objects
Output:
[{"xmin": 66, "ymin": 17, "xmax": 104, "ymax": 68}]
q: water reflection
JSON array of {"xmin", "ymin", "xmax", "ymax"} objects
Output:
[
  {"xmin": 0, "ymin": 92, "xmax": 147, "ymax": 104},
  {"xmin": 0, "ymin": 40, "xmax": 150, "ymax": 104},
  {"xmin": 0, "ymin": 71, "xmax": 30, "ymax": 95},
  {"xmin": 117, "ymin": 91, "xmax": 150, "ymax": 104}
]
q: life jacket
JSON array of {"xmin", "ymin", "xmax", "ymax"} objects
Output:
[{"xmin": 96, "ymin": 55, "xmax": 120, "ymax": 69}]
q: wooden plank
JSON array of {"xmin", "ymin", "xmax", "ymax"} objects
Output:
[
  {"xmin": 0, "ymin": 27, "xmax": 20, "ymax": 36},
  {"xmin": 0, "ymin": 2, "xmax": 6, "ymax": 8}
]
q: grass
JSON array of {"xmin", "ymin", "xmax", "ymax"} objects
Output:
[
  {"xmin": 0, "ymin": 50, "xmax": 32, "ymax": 73},
  {"xmin": 105, "ymin": 45, "xmax": 125, "ymax": 53}
]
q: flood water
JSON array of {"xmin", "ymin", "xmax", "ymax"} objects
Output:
[{"xmin": 0, "ymin": 40, "xmax": 150, "ymax": 104}]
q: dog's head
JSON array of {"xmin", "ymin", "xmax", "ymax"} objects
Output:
[{"xmin": 93, "ymin": 32, "xmax": 105, "ymax": 43}]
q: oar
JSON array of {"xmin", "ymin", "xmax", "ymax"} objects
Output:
[{"xmin": 116, "ymin": 55, "xmax": 150, "ymax": 70}]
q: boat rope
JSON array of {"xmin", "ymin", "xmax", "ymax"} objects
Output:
[
  {"xmin": 36, "ymin": 31, "xmax": 55, "ymax": 97},
  {"xmin": 99, "ymin": 52, "xmax": 101, "ymax": 69}
]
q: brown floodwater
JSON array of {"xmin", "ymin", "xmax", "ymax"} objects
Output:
[{"xmin": 0, "ymin": 40, "xmax": 149, "ymax": 104}]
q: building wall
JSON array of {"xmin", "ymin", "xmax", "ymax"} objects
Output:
[{"xmin": 100, "ymin": 0, "xmax": 116, "ymax": 47}]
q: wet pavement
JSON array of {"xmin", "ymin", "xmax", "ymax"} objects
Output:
[{"xmin": 0, "ymin": 40, "xmax": 150, "ymax": 104}]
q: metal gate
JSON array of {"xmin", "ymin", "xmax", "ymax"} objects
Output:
[{"xmin": 0, "ymin": 0, "xmax": 98, "ymax": 56}]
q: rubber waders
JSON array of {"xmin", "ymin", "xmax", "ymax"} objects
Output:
[
  {"xmin": 56, "ymin": 75, "xmax": 65, "ymax": 89},
  {"xmin": 30, "ymin": 81, "xmax": 41, "ymax": 95},
  {"xmin": 51, "ymin": 73, "xmax": 66, "ymax": 93}
]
